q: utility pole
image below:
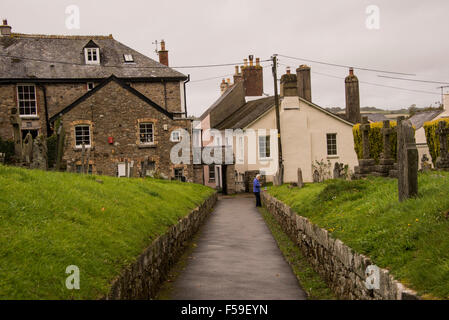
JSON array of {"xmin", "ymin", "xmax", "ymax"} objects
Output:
[
  {"xmin": 437, "ymin": 86, "xmax": 449, "ymax": 107},
  {"xmin": 272, "ymin": 54, "xmax": 283, "ymax": 185}
]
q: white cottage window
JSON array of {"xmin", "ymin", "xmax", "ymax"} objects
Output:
[
  {"xmin": 75, "ymin": 125, "xmax": 91, "ymax": 148},
  {"xmin": 84, "ymin": 48, "xmax": 100, "ymax": 65},
  {"xmin": 17, "ymin": 84, "xmax": 37, "ymax": 117},
  {"xmin": 326, "ymin": 133, "xmax": 338, "ymax": 156}
]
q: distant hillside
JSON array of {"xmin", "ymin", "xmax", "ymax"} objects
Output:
[{"xmin": 325, "ymin": 105, "xmax": 443, "ymax": 116}]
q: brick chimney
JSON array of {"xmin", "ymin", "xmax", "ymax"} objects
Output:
[
  {"xmin": 158, "ymin": 40, "xmax": 169, "ymax": 66},
  {"xmin": 233, "ymin": 65, "xmax": 243, "ymax": 83},
  {"xmin": 241, "ymin": 55, "xmax": 263, "ymax": 96},
  {"xmin": 220, "ymin": 78, "xmax": 230, "ymax": 95},
  {"xmin": 345, "ymin": 67, "xmax": 361, "ymax": 123},
  {"xmin": 296, "ymin": 65, "xmax": 312, "ymax": 102},
  {"xmin": 280, "ymin": 67, "xmax": 298, "ymax": 97},
  {"xmin": 0, "ymin": 19, "xmax": 12, "ymax": 37}
]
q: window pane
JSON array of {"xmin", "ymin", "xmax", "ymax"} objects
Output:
[{"xmin": 139, "ymin": 123, "xmax": 154, "ymax": 144}]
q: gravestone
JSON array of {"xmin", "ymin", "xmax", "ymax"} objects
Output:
[
  {"xmin": 0, "ymin": 153, "xmax": 5, "ymax": 164},
  {"xmin": 354, "ymin": 116, "xmax": 376, "ymax": 178},
  {"xmin": 435, "ymin": 121, "xmax": 449, "ymax": 170},
  {"xmin": 297, "ymin": 168, "xmax": 304, "ymax": 188},
  {"xmin": 22, "ymin": 133, "xmax": 33, "ymax": 164},
  {"xmin": 397, "ymin": 119, "xmax": 418, "ymax": 202},
  {"xmin": 30, "ymin": 134, "xmax": 48, "ymax": 170},
  {"xmin": 375, "ymin": 120, "xmax": 395, "ymax": 177},
  {"xmin": 312, "ymin": 169, "xmax": 320, "ymax": 183},
  {"xmin": 9, "ymin": 107, "xmax": 22, "ymax": 158},
  {"xmin": 421, "ymin": 154, "xmax": 431, "ymax": 172}
]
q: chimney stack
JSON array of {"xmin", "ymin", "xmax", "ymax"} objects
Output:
[
  {"xmin": 158, "ymin": 40, "xmax": 169, "ymax": 66},
  {"xmin": 296, "ymin": 65, "xmax": 312, "ymax": 102},
  {"xmin": 0, "ymin": 19, "xmax": 12, "ymax": 37},
  {"xmin": 345, "ymin": 67, "xmax": 361, "ymax": 123},
  {"xmin": 280, "ymin": 68, "xmax": 297, "ymax": 97},
  {"xmin": 242, "ymin": 55, "xmax": 263, "ymax": 96},
  {"xmin": 233, "ymin": 65, "xmax": 243, "ymax": 83},
  {"xmin": 220, "ymin": 78, "xmax": 230, "ymax": 95}
]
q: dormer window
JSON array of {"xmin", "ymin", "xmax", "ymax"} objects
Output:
[
  {"xmin": 123, "ymin": 54, "xmax": 134, "ymax": 63},
  {"xmin": 85, "ymin": 48, "xmax": 100, "ymax": 65},
  {"xmin": 83, "ymin": 40, "xmax": 100, "ymax": 65}
]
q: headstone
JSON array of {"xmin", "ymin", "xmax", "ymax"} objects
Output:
[
  {"xmin": 297, "ymin": 168, "xmax": 304, "ymax": 188},
  {"xmin": 0, "ymin": 153, "xmax": 5, "ymax": 164},
  {"xmin": 421, "ymin": 154, "xmax": 431, "ymax": 172},
  {"xmin": 375, "ymin": 120, "xmax": 395, "ymax": 176},
  {"xmin": 30, "ymin": 134, "xmax": 48, "ymax": 170},
  {"xmin": 354, "ymin": 116, "xmax": 376, "ymax": 178},
  {"xmin": 312, "ymin": 169, "xmax": 320, "ymax": 183},
  {"xmin": 22, "ymin": 133, "xmax": 33, "ymax": 164},
  {"xmin": 55, "ymin": 122, "xmax": 65, "ymax": 171},
  {"xmin": 333, "ymin": 162, "xmax": 342, "ymax": 179},
  {"xmin": 397, "ymin": 119, "xmax": 418, "ymax": 202},
  {"xmin": 436, "ymin": 121, "xmax": 449, "ymax": 170},
  {"xmin": 9, "ymin": 107, "xmax": 22, "ymax": 158}
]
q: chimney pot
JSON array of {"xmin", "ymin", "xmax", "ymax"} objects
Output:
[
  {"xmin": 286, "ymin": 67, "xmax": 291, "ymax": 74},
  {"xmin": 256, "ymin": 57, "xmax": 260, "ymax": 66},
  {"xmin": 243, "ymin": 58, "xmax": 248, "ymax": 67},
  {"xmin": 349, "ymin": 67, "xmax": 354, "ymax": 76},
  {"xmin": 0, "ymin": 19, "xmax": 11, "ymax": 36},
  {"xmin": 235, "ymin": 65, "xmax": 239, "ymax": 75},
  {"xmin": 3, "ymin": 19, "xmax": 7, "ymax": 26}
]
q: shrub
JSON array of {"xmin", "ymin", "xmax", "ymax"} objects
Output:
[
  {"xmin": 423, "ymin": 118, "xmax": 449, "ymax": 165},
  {"xmin": 352, "ymin": 121, "xmax": 398, "ymax": 163},
  {"xmin": 0, "ymin": 137, "xmax": 15, "ymax": 163}
]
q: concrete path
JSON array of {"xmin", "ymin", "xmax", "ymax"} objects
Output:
[{"xmin": 169, "ymin": 195, "xmax": 307, "ymax": 300}]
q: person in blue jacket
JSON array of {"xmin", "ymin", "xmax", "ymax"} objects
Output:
[{"xmin": 253, "ymin": 174, "xmax": 262, "ymax": 207}]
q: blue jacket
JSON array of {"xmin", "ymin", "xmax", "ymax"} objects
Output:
[{"xmin": 253, "ymin": 178, "xmax": 261, "ymax": 193}]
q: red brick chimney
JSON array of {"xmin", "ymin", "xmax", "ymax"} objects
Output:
[
  {"xmin": 0, "ymin": 19, "xmax": 12, "ymax": 37},
  {"xmin": 158, "ymin": 40, "xmax": 169, "ymax": 66},
  {"xmin": 242, "ymin": 55, "xmax": 263, "ymax": 96},
  {"xmin": 233, "ymin": 65, "xmax": 243, "ymax": 83}
]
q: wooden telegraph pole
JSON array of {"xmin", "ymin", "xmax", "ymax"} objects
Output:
[{"xmin": 272, "ymin": 54, "xmax": 284, "ymax": 185}]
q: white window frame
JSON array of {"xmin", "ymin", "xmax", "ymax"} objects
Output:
[
  {"xmin": 123, "ymin": 54, "xmax": 134, "ymax": 63},
  {"xmin": 84, "ymin": 48, "xmax": 100, "ymax": 65},
  {"xmin": 326, "ymin": 133, "xmax": 338, "ymax": 156},
  {"xmin": 170, "ymin": 130, "xmax": 181, "ymax": 142},
  {"xmin": 74, "ymin": 125, "xmax": 91, "ymax": 149},
  {"xmin": 17, "ymin": 84, "xmax": 37, "ymax": 118},
  {"xmin": 139, "ymin": 122, "xmax": 154, "ymax": 145},
  {"xmin": 258, "ymin": 135, "xmax": 271, "ymax": 159}
]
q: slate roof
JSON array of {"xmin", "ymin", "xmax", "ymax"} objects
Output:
[
  {"xmin": 409, "ymin": 110, "xmax": 444, "ymax": 129},
  {"xmin": 215, "ymin": 96, "xmax": 275, "ymax": 130},
  {"xmin": 364, "ymin": 113, "xmax": 389, "ymax": 123},
  {"xmin": 49, "ymin": 75, "xmax": 173, "ymax": 122},
  {"xmin": 0, "ymin": 34, "xmax": 186, "ymax": 80}
]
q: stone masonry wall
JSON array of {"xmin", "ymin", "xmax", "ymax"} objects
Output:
[
  {"xmin": 105, "ymin": 192, "xmax": 217, "ymax": 300},
  {"xmin": 261, "ymin": 191, "xmax": 419, "ymax": 300}
]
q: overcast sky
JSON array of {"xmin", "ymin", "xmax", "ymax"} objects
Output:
[{"xmin": 2, "ymin": 0, "xmax": 449, "ymax": 116}]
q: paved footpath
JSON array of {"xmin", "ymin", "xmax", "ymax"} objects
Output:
[{"xmin": 169, "ymin": 195, "xmax": 307, "ymax": 300}]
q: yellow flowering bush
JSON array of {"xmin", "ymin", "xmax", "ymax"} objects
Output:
[
  {"xmin": 423, "ymin": 118, "xmax": 449, "ymax": 165},
  {"xmin": 352, "ymin": 121, "xmax": 398, "ymax": 163}
]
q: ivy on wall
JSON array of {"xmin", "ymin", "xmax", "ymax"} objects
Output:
[
  {"xmin": 423, "ymin": 118, "xmax": 449, "ymax": 165},
  {"xmin": 352, "ymin": 121, "xmax": 398, "ymax": 163}
]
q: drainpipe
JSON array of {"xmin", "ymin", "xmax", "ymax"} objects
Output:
[
  {"xmin": 183, "ymin": 74, "xmax": 190, "ymax": 117},
  {"xmin": 39, "ymin": 84, "xmax": 51, "ymax": 137}
]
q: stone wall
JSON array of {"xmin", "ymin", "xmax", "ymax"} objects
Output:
[
  {"xmin": 105, "ymin": 192, "xmax": 217, "ymax": 300},
  {"xmin": 261, "ymin": 191, "xmax": 419, "ymax": 300}
]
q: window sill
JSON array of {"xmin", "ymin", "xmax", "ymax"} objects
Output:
[
  {"xmin": 74, "ymin": 146, "xmax": 93, "ymax": 151},
  {"xmin": 327, "ymin": 155, "xmax": 339, "ymax": 159},
  {"xmin": 20, "ymin": 115, "xmax": 39, "ymax": 120},
  {"xmin": 138, "ymin": 143, "xmax": 157, "ymax": 149},
  {"xmin": 259, "ymin": 157, "xmax": 273, "ymax": 161}
]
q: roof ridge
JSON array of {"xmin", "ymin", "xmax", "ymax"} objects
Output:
[{"xmin": 11, "ymin": 33, "xmax": 114, "ymax": 40}]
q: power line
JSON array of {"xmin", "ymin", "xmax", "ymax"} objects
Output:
[
  {"xmin": 312, "ymin": 70, "xmax": 439, "ymax": 95},
  {"xmin": 0, "ymin": 53, "xmax": 271, "ymax": 70},
  {"xmin": 377, "ymin": 75, "xmax": 449, "ymax": 85},
  {"xmin": 189, "ymin": 64, "xmax": 272, "ymax": 83},
  {"xmin": 277, "ymin": 54, "xmax": 416, "ymax": 76}
]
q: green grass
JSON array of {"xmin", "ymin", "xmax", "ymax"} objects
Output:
[
  {"xmin": 268, "ymin": 172, "xmax": 449, "ymax": 300},
  {"xmin": 0, "ymin": 165, "xmax": 214, "ymax": 299},
  {"xmin": 258, "ymin": 207, "xmax": 336, "ymax": 300}
]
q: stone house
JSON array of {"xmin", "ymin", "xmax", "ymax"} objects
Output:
[
  {"xmin": 198, "ymin": 57, "xmax": 360, "ymax": 187},
  {"xmin": 0, "ymin": 20, "xmax": 193, "ymax": 180}
]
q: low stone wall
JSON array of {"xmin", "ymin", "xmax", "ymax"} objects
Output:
[
  {"xmin": 104, "ymin": 192, "xmax": 218, "ymax": 299},
  {"xmin": 261, "ymin": 191, "xmax": 419, "ymax": 300}
]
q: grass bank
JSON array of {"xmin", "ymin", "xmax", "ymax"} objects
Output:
[
  {"xmin": 0, "ymin": 165, "xmax": 214, "ymax": 299},
  {"xmin": 268, "ymin": 171, "xmax": 449, "ymax": 299}
]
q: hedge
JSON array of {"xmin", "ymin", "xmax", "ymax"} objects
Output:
[
  {"xmin": 423, "ymin": 118, "xmax": 449, "ymax": 165},
  {"xmin": 352, "ymin": 121, "xmax": 398, "ymax": 163}
]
